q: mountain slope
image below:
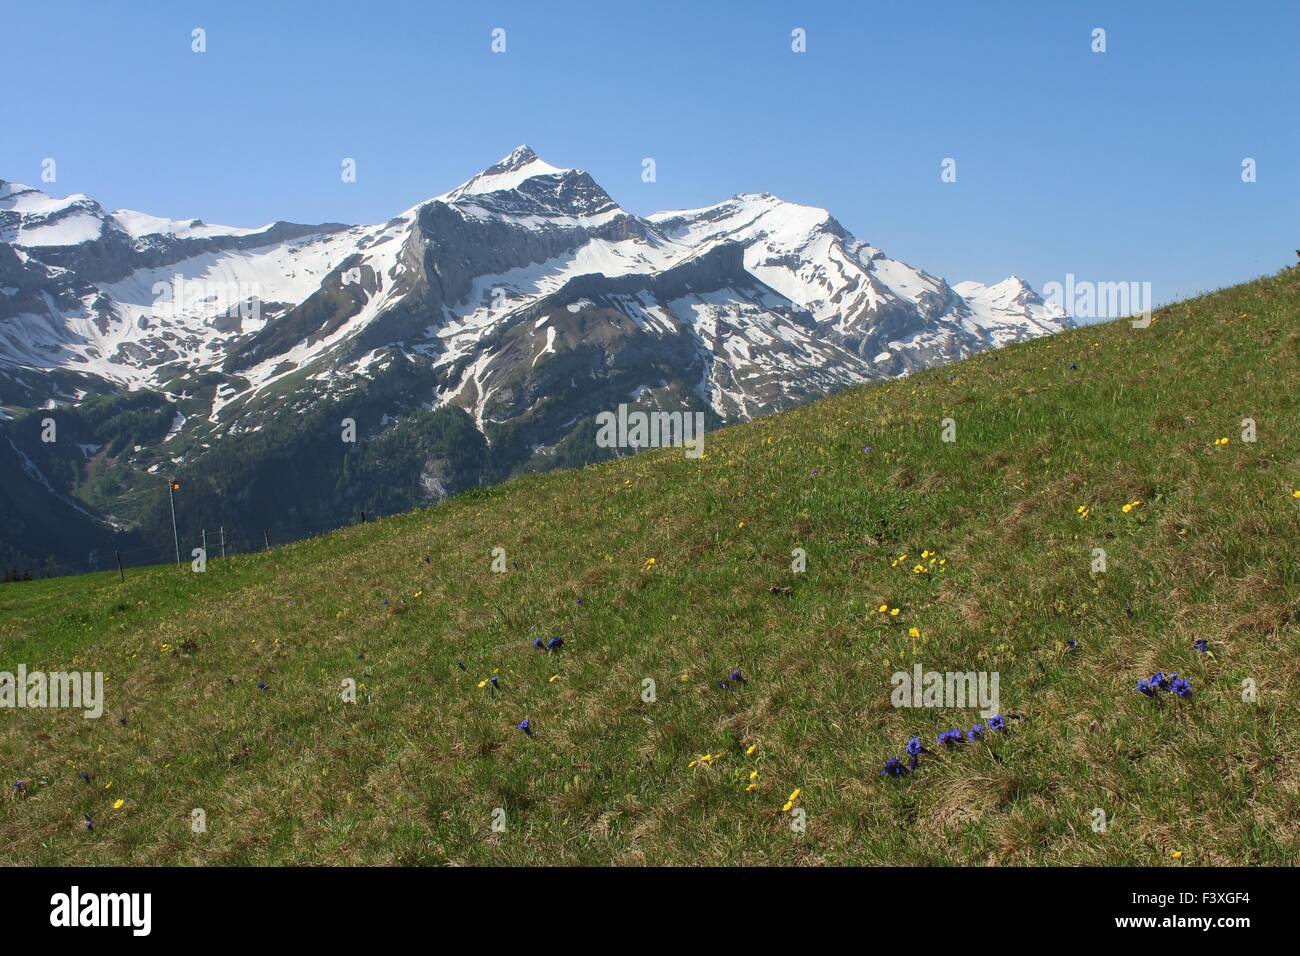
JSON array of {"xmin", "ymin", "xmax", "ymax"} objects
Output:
[
  {"xmin": 1, "ymin": 147, "xmax": 1070, "ymax": 568},
  {"xmin": 1, "ymin": 268, "xmax": 1295, "ymax": 865}
]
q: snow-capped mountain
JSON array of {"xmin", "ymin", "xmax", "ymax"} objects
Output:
[{"xmin": 0, "ymin": 147, "xmax": 1069, "ymax": 569}]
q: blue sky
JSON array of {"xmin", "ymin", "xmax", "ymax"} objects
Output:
[{"xmin": 4, "ymin": 0, "xmax": 1296, "ymax": 305}]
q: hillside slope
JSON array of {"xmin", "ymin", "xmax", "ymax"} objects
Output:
[{"xmin": 1, "ymin": 268, "xmax": 1297, "ymax": 865}]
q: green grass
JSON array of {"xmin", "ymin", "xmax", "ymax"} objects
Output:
[{"xmin": 2, "ymin": 269, "xmax": 1298, "ymax": 866}]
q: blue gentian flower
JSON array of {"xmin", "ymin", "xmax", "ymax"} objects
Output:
[
  {"xmin": 258, "ymin": 681, "xmax": 267, "ymax": 691},
  {"xmin": 1066, "ymin": 639, "xmax": 1078, "ymax": 652},
  {"xmin": 880, "ymin": 756, "xmax": 908, "ymax": 778},
  {"xmin": 967, "ymin": 724, "xmax": 985, "ymax": 741},
  {"xmin": 84, "ymin": 816, "xmax": 94, "ymax": 831},
  {"xmin": 12, "ymin": 780, "xmax": 25, "ymax": 792},
  {"xmin": 905, "ymin": 735, "xmax": 930, "ymax": 770},
  {"xmin": 1136, "ymin": 678, "xmax": 1157, "ymax": 697},
  {"xmin": 516, "ymin": 718, "xmax": 532, "ymax": 737},
  {"xmin": 546, "ymin": 637, "xmax": 564, "ymax": 653},
  {"xmin": 79, "ymin": 771, "xmax": 91, "ymax": 784},
  {"xmin": 988, "ymin": 715, "xmax": 1006, "ymax": 733},
  {"xmin": 1193, "ymin": 640, "xmax": 1209, "ymax": 654},
  {"xmin": 1171, "ymin": 677, "xmax": 1192, "ymax": 698},
  {"xmin": 531, "ymin": 637, "xmax": 544, "ymax": 649},
  {"xmin": 937, "ymin": 728, "xmax": 964, "ymax": 748}
]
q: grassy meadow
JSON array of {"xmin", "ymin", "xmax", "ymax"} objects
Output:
[{"xmin": 2, "ymin": 267, "xmax": 1298, "ymax": 865}]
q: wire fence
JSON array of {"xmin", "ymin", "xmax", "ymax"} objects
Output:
[{"xmin": 2, "ymin": 512, "xmax": 384, "ymax": 583}]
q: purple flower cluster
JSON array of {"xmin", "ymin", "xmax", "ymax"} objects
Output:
[
  {"xmin": 881, "ymin": 756, "xmax": 907, "ymax": 777},
  {"xmin": 719, "ymin": 669, "xmax": 746, "ymax": 689},
  {"xmin": 904, "ymin": 735, "xmax": 930, "ymax": 770},
  {"xmin": 1136, "ymin": 672, "xmax": 1192, "ymax": 699},
  {"xmin": 881, "ymin": 717, "xmax": 1009, "ymax": 778},
  {"xmin": 937, "ymin": 728, "xmax": 964, "ymax": 748}
]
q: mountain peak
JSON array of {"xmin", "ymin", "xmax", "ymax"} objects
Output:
[
  {"xmin": 499, "ymin": 144, "xmax": 541, "ymax": 169},
  {"xmin": 444, "ymin": 145, "xmax": 568, "ymax": 201}
]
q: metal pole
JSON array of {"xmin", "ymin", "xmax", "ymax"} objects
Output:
[
  {"xmin": 263, "ymin": 530, "xmax": 270, "ymax": 551},
  {"xmin": 201, "ymin": 528, "xmax": 207, "ymax": 556},
  {"xmin": 169, "ymin": 481, "xmax": 181, "ymax": 568},
  {"xmin": 220, "ymin": 525, "xmax": 226, "ymax": 560},
  {"xmin": 116, "ymin": 551, "xmax": 124, "ymax": 582}
]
